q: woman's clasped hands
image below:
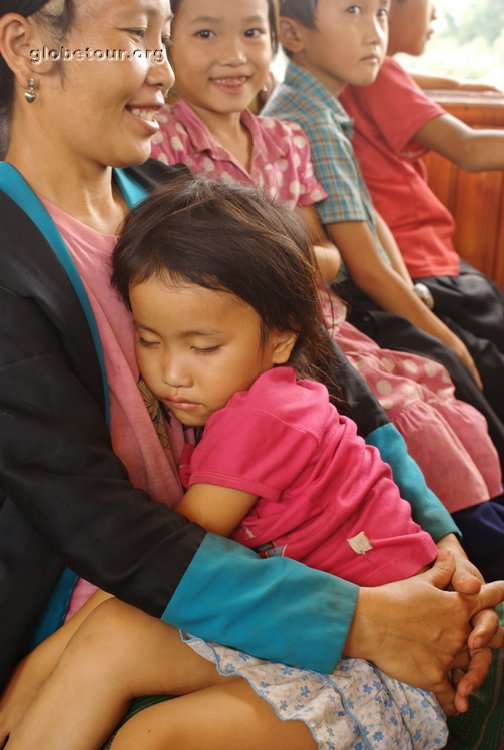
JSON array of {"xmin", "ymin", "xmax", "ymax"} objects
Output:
[{"xmin": 345, "ymin": 546, "xmax": 504, "ymax": 716}]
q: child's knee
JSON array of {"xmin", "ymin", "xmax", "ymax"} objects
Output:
[{"xmin": 60, "ymin": 598, "xmax": 137, "ymax": 674}]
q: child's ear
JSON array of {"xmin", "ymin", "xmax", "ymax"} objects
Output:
[
  {"xmin": 279, "ymin": 16, "xmax": 305, "ymax": 55},
  {"xmin": 272, "ymin": 330, "xmax": 298, "ymax": 364}
]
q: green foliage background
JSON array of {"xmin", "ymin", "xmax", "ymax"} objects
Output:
[{"xmin": 396, "ymin": 0, "xmax": 504, "ymax": 89}]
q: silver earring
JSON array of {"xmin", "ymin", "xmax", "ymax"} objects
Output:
[{"xmin": 24, "ymin": 78, "xmax": 37, "ymax": 103}]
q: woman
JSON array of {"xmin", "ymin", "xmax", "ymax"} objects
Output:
[{"xmin": 0, "ymin": 0, "xmax": 501, "ymax": 745}]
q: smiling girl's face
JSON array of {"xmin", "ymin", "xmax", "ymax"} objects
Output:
[{"xmin": 167, "ymin": 0, "xmax": 272, "ymax": 124}]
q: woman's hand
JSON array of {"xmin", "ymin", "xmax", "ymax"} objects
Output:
[
  {"xmin": 435, "ymin": 534, "xmax": 504, "ymax": 713},
  {"xmin": 343, "ymin": 550, "xmax": 504, "ymax": 713}
]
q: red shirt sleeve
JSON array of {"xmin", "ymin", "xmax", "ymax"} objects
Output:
[{"xmin": 341, "ymin": 57, "xmax": 444, "ymax": 156}]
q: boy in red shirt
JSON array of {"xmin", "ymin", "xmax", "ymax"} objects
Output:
[{"xmin": 340, "ymin": 0, "xmax": 504, "ymax": 425}]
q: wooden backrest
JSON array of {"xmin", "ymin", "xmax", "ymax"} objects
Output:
[{"xmin": 422, "ymin": 90, "xmax": 504, "ymax": 289}]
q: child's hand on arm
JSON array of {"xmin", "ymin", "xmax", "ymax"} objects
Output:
[
  {"xmin": 312, "ymin": 244, "xmax": 342, "ymax": 285},
  {"xmin": 298, "ymin": 205, "xmax": 342, "ymax": 285},
  {"xmin": 441, "ymin": 330, "xmax": 482, "ymax": 388}
]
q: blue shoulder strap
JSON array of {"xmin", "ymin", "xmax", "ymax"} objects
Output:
[
  {"xmin": 0, "ymin": 162, "xmax": 148, "ymax": 646},
  {"xmin": 0, "ymin": 162, "xmax": 110, "ymax": 423},
  {"xmin": 0, "ymin": 164, "xmax": 148, "ymax": 415},
  {"xmin": 114, "ymin": 167, "xmax": 149, "ymax": 208}
]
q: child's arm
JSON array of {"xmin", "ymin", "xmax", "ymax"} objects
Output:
[
  {"xmin": 416, "ymin": 112, "xmax": 504, "ymax": 172},
  {"xmin": 374, "ymin": 210, "xmax": 413, "ymax": 286},
  {"xmin": 0, "ymin": 588, "xmax": 112, "ymax": 743},
  {"xmin": 174, "ymin": 484, "xmax": 258, "ymax": 537},
  {"xmin": 298, "ymin": 205, "xmax": 342, "ymax": 284},
  {"xmin": 326, "ymin": 218, "xmax": 482, "ymax": 387},
  {"xmin": 312, "ymin": 244, "xmax": 342, "ymax": 285},
  {"xmin": 410, "ymin": 71, "xmax": 501, "ymax": 94}
]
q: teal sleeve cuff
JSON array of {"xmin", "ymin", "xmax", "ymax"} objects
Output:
[
  {"xmin": 366, "ymin": 423, "xmax": 460, "ymax": 541},
  {"xmin": 162, "ymin": 534, "xmax": 358, "ymax": 673}
]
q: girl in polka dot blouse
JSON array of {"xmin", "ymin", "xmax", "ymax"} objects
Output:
[{"xmin": 150, "ymin": 0, "xmax": 504, "ymax": 581}]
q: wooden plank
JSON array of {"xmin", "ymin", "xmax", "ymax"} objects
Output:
[
  {"xmin": 490, "ymin": 192, "xmax": 504, "ymax": 288},
  {"xmin": 422, "ymin": 152, "xmax": 457, "ymax": 213},
  {"xmin": 452, "ymin": 170, "xmax": 502, "ymax": 278}
]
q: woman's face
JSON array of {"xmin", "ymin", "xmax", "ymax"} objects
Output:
[{"xmin": 32, "ymin": 0, "xmax": 174, "ymax": 168}]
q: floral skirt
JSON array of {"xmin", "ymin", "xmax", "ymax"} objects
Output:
[{"xmin": 184, "ymin": 635, "xmax": 448, "ymax": 750}]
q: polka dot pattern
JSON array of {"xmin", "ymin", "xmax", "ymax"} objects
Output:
[
  {"xmin": 319, "ymin": 287, "xmax": 503, "ymax": 513},
  {"xmin": 150, "ymin": 101, "xmax": 328, "ymax": 213}
]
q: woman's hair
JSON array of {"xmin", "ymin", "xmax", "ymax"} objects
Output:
[
  {"xmin": 169, "ymin": 0, "xmax": 279, "ymax": 53},
  {"xmin": 112, "ymin": 173, "xmax": 341, "ymax": 397},
  {"xmin": 0, "ymin": 0, "xmax": 75, "ymax": 155}
]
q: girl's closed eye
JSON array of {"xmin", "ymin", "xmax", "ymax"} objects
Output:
[
  {"xmin": 192, "ymin": 345, "xmax": 221, "ymax": 355},
  {"xmin": 137, "ymin": 335, "xmax": 160, "ymax": 348}
]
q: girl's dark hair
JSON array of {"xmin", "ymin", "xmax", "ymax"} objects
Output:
[
  {"xmin": 170, "ymin": 0, "xmax": 279, "ymax": 53},
  {"xmin": 112, "ymin": 173, "xmax": 341, "ymax": 398},
  {"xmin": 0, "ymin": 0, "xmax": 75, "ymax": 156}
]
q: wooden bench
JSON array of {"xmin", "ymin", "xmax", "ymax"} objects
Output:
[{"xmin": 422, "ymin": 90, "xmax": 504, "ymax": 289}]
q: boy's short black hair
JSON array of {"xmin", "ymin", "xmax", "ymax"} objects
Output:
[{"xmin": 280, "ymin": 0, "xmax": 319, "ymax": 29}]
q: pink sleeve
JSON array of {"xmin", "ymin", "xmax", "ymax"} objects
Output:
[
  {"xmin": 342, "ymin": 57, "xmax": 445, "ymax": 154},
  {"xmin": 186, "ymin": 404, "xmax": 319, "ymax": 500}
]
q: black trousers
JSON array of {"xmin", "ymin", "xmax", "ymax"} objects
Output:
[{"xmin": 452, "ymin": 494, "xmax": 504, "ymax": 582}]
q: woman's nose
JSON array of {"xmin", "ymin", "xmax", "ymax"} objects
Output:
[{"xmin": 147, "ymin": 50, "xmax": 175, "ymax": 95}]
